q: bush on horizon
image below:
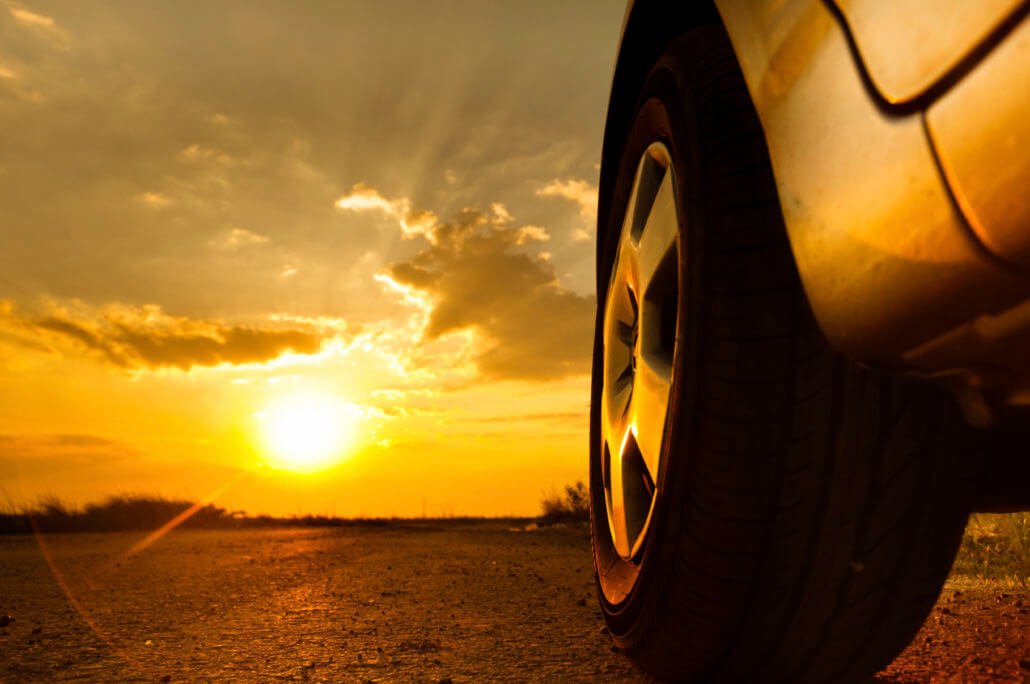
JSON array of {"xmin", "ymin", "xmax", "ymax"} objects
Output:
[
  {"xmin": 0, "ymin": 493, "xmax": 506, "ymax": 535},
  {"xmin": 0, "ymin": 494, "xmax": 237, "ymax": 534},
  {"xmin": 540, "ymin": 481, "xmax": 590, "ymax": 524}
]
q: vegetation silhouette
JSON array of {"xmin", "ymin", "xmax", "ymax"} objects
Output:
[
  {"xmin": 1, "ymin": 494, "xmax": 237, "ymax": 534},
  {"xmin": 0, "ymin": 493, "xmax": 533, "ymax": 535},
  {"xmin": 953, "ymin": 512, "xmax": 1030, "ymax": 586},
  {"xmin": 540, "ymin": 481, "xmax": 590, "ymax": 524}
]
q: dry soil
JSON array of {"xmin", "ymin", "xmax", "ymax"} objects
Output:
[{"xmin": 0, "ymin": 523, "xmax": 1026, "ymax": 682}]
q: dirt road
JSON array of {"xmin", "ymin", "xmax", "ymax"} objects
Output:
[{"xmin": 0, "ymin": 523, "xmax": 1026, "ymax": 681}]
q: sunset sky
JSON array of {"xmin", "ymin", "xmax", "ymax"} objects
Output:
[{"xmin": 0, "ymin": 1, "xmax": 626, "ymax": 516}]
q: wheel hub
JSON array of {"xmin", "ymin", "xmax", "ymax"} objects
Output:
[{"xmin": 601, "ymin": 142, "xmax": 680, "ymax": 560}]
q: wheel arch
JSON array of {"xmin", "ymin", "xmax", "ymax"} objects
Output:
[{"xmin": 597, "ymin": 0, "xmax": 721, "ymax": 299}]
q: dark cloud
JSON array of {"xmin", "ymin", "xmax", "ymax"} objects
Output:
[
  {"xmin": 7, "ymin": 302, "xmax": 333, "ymax": 370},
  {"xmin": 0, "ymin": 433, "xmax": 135, "ymax": 463},
  {"xmin": 382, "ymin": 209, "xmax": 595, "ymax": 381}
]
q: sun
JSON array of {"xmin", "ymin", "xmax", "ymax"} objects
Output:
[{"xmin": 256, "ymin": 391, "xmax": 357, "ymax": 472}]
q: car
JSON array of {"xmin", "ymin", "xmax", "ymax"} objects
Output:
[{"xmin": 589, "ymin": 1, "xmax": 1030, "ymax": 681}]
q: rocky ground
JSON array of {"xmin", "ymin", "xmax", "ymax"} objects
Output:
[
  {"xmin": 0, "ymin": 523, "xmax": 1026, "ymax": 682},
  {"xmin": 877, "ymin": 578, "xmax": 1029, "ymax": 683}
]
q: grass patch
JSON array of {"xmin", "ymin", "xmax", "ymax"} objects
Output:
[{"xmin": 951, "ymin": 512, "xmax": 1029, "ymax": 587}]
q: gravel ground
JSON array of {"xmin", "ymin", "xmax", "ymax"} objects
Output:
[
  {"xmin": 877, "ymin": 579, "xmax": 1029, "ymax": 683},
  {"xmin": 0, "ymin": 523, "xmax": 1025, "ymax": 682}
]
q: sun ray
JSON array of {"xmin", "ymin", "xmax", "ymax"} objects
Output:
[{"xmin": 120, "ymin": 472, "xmax": 249, "ymax": 559}]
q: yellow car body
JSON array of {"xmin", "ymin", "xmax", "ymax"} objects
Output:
[{"xmin": 602, "ymin": 1, "xmax": 1030, "ymax": 423}]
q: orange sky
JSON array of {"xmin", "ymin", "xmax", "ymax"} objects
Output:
[{"xmin": 0, "ymin": 1, "xmax": 625, "ymax": 516}]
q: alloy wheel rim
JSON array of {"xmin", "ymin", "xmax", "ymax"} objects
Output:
[{"xmin": 601, "ymin": 142, "xmax": 680, "ymax": 560}]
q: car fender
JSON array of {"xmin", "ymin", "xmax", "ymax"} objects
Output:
[{"xmin": 603, "ymin": 1, "xmax": 1030, "ymax": 369}]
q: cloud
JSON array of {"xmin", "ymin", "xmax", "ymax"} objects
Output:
[
  {"xmin": 335, "ymin": 183, "xmax": 440, "ymax": 242},
  {"xmin": 8, "ymin": 5, "xmax": 55, "ymax": 29},
  {"xmin": 463, "ymin": 411, "xmax": 585, "ymax": 424},
  {"xmin": 0, "ymin": 432, "xmax": 136, "ymax": 464},
  {"xmin": 7, "ymin": 4, "xmax": 53, "ymax": 28},
  {"xmin": 335, "ymin": 183, "xmax": 396, "ymax": 214},
  {"xmin": 515, "ymin": 225, "xmax": 550, "ymax": 244},
  {"xmin": 537, "ymin": 178, "xmax": 597, "ymax": 219},
  {"xmin": 6, "ymin": 4, "xmax": 69, "ymax": 46},
  {"xmin": 178, "ymin": 144, "xmax": 236, "ymax": 167},
  {"xmin": 138, "ymin": 191, "xmax": 172, "ymax": 209},
  {"xmin": 343, "ymin": 186, "xmax": 595, "ymax": 381},
  {"xmin": 537, "ymin": 178, "xmax": 598, "ymax": 241},
  {"xmin": 2, "ymin": 300, "xmax": 338, "ymax": 371},
  {"xmin": 490, "ymin": 202, "xmax": 513, "ymax": 224},
  {"xmin": 207, "ymin": 227, "xmax": 270, "ymax": 250}
]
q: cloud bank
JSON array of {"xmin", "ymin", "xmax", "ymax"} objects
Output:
[
  {"xmin": 337, "ymin": 185, "xmax": 595, "ymax": 381},
  {"xmin": 2, "ymin": 301, "xmax": 337, "ymax": 371}
]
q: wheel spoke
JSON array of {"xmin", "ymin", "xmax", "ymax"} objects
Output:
[
  {"xmin": 606, "ymin": 434, "xmax": 631, "ymax": 558},
  {"xmin": 631, "ymin": 352, "xmax": 672, "ymax": 484},
  {"xmin": 607, "ymin": 249, "xmax": 636, "ymax": 329},
  {"xmin": 636, "ymin": 169, "xmax": 678, "ymax": 294},
  {"xmin": 604, "ymin": 372, "xmax": 630, "ymax": 435}
]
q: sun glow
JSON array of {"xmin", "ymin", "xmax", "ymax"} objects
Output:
[{"xmin": 256, "ymin": 391, "xmax": 358, "ymax": 472}]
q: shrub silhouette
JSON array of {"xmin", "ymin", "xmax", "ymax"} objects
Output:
[
  {"xmin": 0, "ymin": 494, "xmax": 512, "ymax": 534},
  {"xmin": 0, "ymin": 494, "xmax": 236, "ymax": 534},
  {"xmin": 540, "ymin": 481, "xmax": 590, "ymax": 523}
]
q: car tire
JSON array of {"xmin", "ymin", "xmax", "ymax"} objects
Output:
[{"xmin": 589, "ymin": 24, "xmax": 972, "ymax": 683}]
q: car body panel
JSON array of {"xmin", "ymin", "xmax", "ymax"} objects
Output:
[
  {"xmin": 926, "ymin": 15, "xmax": 1030, "ymax": 268},
  {"xmin": 604, "ymin": 1, "xmax": 1030, "ymax": 416},
  {"xmin": 712, "ymin": 0, "xmax": 1028, "ymax": 364},
  {"xmin": 830, "ymin": 0, "xmax": 1026, "ymax": 105}
]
